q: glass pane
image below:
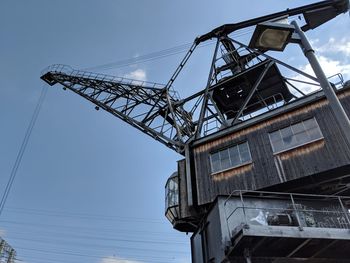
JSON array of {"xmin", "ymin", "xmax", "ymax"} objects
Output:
[
  {"xmin": 303, "ymin": 118, "xmax": 318, "ymax": 130},
  {"xmin": 169, "ymin": 180, "xmax": 174, "ymax": 190},
  {"xmin": 239, "ymin": 142, "xmax": 251, "ymax": 163},
  {"xmin": 308, "ymin": 127, "xmax": 322, "ymax": 140},
  {"xmin": 173, "ymin": 192, "xmax": 179, "ymax": 206},
  {"xmin": 220, "ymin": 149, "xmax": 231, "ymax": 170},
  {"xmin": 229, "ymin": 146, "xmax": 240, "ymax": 167},
  {"xmin": 281, "ymin": 126, "xmax": 295, "ymax": 148},
  {"xmin": 210, "ymin": 152, "xmax": 221, "ymax": 173},
  {"xmin": 165, "ymin": 177, "xmax": 179, "ymax": 209},
  {"xmin": 269, "ymin": 130, "xmax": 281, "ymax": 143},
  {"xmin": 169, "ymin": 192, "xmax": 174, "ymax": 206},
  {"xmin": 272, "ymin": 139, "xmax": 284, "ymax": 153},
  {"xmin": 174, "ymin": 180, "xmax": 178, "ymax": 191},
  {"xmin": 292, "ymin": 122, "xmax": 307, "ymax": 144},
  {"xmin": 304, "ymin": 118, "xmax": 322, "ymax": 140},
  {"xmin": 269, "ymin": 131, "xmax": 284, "ymax": 153}
]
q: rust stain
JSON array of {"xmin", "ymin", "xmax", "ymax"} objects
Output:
[
  {"xmin": 195, "ymin": 90, "xmax": 350, "ymax": 154},
  {"xmin": 279, "ymin": 139, "xmax": 325, "ymax": 160},
  {"xmin": 339, "ymin": 89, "xmax": 350, "ymax": 100},
  {"xmin": 212, "ymin": 163, "xmax": 253, "ymax": 181}
]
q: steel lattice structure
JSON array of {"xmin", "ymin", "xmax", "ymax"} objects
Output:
[
  {"xmin": 41, "ymin": 64, "xmax": 194, "ymax": 152},
  {"xmin": 41, "ymin": 0, "xmax": 349, "ymax": 154}
]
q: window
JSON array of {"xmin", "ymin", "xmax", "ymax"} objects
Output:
[
  {"xmin": 210, "ymin": 141, "xmax": 252, "ymax": 174},
  {"xmin": 269, "ymin": 118, "xmax": 323, "ymax": 154},
  {"xmin": 165, "ymin": 173, "xmax": 179, "ymax": 223}
]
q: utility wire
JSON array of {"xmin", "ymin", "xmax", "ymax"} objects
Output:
[
  {"xmin": 0, "ymin": 219, "xmax": 174, "ymax": 236},
  {"xmin": 8, "ymin": 237, "xmax": 188, "ymax": 254},
  {"xmin": 7, "ymin": 231, "xmax": 187, "ymax": 246},
  {"xmin": 0, "ymin": 220, "xmax": 189, "ymax": 244},
  {"xmin": 83, "ymin": 28, "xmax": 254, "ymax": 72},
  {"xmin": 0, "ymin": 219, "xmax": 179, "ymax": 238},
  {"xmin": 5, "ymin": 206, "xmax": 163, "ymax": 223},
  {"xmin": 83, "ymin": 42, "xmax": 194, "ymax": 71},
  {"xmin": 83, "ymin": 41, "xmax": 214, "ymax": 72},
  {"xmin": 15, "ymin": 246, "xmax": 179, "ymax": 263},
  {"xmin": 0, "ymin": 85, "xmax": 48, "ymax": 218}
]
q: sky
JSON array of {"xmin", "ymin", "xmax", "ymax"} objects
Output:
[{"xmin": 0, "ymin": 1, "xmax": 349, "ymax": 263}]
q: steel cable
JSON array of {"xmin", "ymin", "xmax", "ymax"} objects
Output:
[{"xmin": 83, "ymin": 28, "xmax": 254, "ymax": 72}]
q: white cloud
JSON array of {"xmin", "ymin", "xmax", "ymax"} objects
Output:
[
  {"xmin": 100, "ymin": 256, "xmax": 143, "ymax": 263},
  {"xmin": 319, "ymin": 56, "xmax": 350, "ymax": 80},
  {"xmin": 124, "ymin": 69, "xmax": 147, "ymax": 82},
  {"xmin": 315, "ymin": 37, "xmax": 350, "ymax": 57},
  {"xmin": 288, "ymin": 54, "xmax": 350, "ymax": 94}
]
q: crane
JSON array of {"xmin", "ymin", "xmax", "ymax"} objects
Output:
[
  {"xmin": 41, "ymin": 0, "xmax": 349, "ymax": 155},
  {"xmin": 40, "ymin": 1, "xmax": 350, "ymax": 262}
]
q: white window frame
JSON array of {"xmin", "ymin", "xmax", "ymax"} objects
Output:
[
  {"xmin": 268, "ymin": 117, "xmax": 324, "ymax": 155},
  {"xmin": 210, "ymin": 141, "xmax": 252, "ymax": 174}
]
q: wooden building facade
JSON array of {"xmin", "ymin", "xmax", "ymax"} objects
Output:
[
  {"xmin": 171, "ymin": 86, "xmax": 350, "ymax": 225},
  {"xmin": 190, "ymin": 87, "xmax": 350, "ymax": 206}
]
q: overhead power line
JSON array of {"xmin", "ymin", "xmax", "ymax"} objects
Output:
[
  {"xmin": 7, "ymin": 231, "xmax": 187, "ymax": 246},
  {"xmin": 0, "ymin": 85, "xmax": 47, "ymax": 218},
  {"xmin": 15, "ymin": 246, "xmax": 180, "ymax": 263},
  {"xmin": 5, "ymin": 206, "xmax": 163, "ymax": 223},
  {"xmin": 0, "ymin": 219, "xmax": 179, "ymax": 238}
]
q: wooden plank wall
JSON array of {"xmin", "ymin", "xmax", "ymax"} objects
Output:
[
  {"xmin": 178, "ymin": 159, "xmax": 192, "ymax": 218},
  {"xmin": 192, "ymin": 90, "xmax": 350, "ymax": 206}
]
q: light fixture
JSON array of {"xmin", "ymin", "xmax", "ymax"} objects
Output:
[{"xmin": 249, "ymin": 21, "xmax": 295, "ymax": 51}]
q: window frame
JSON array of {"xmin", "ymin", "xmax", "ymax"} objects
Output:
[
  {"xmin": 209, "ymin": 141, "xmax": 252, "ymax": 175},
  {"xmin": 268, "ymin": 117, "xmax": 324, "ymax": 155}
]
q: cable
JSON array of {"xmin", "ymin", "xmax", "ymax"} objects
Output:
[
  {"xmin": 15, "ymin": 246, "xmax": 179, "ymax": 263},
  {"xmin": 7, "ymin": 236, "xmax": 189, "ymax": 254},
  {"xmin": 5, "ymin": 206, "xmax": 163, "ymax": 223},
  {"xmin": 83, "ymin": 41, "xmax": 214, "ymax": 72},
  {"xmin": 83, "ymin": 42, "xmax": 194, "ymax": 71},
  {"xmin": 82, "ymin": 28, "xmax": 254, "ymax": 72},
  {"xmin": 0, "ymin": 85, "xmax": 48, "ymax": 218},
  {"xmin": 7, "ymin": 231, "xmax": 187, "ymax": 246},
  {"xmin": 0, "ymin": 219, "xmax": 182, "ymax": 239},
  {"xmin": 0, "ymin": 219, "xmax": 189, "ymax": 245}
]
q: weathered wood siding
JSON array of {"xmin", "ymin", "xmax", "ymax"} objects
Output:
[
  {"xmin": 192, "ymin": 89, "xmax": 350, "ymax": 206},
  {"xmin": 178, "ymin": 159, "xmax": 193, "ymax": 218}
]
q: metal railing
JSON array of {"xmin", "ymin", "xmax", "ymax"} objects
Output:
[
  {"xmin": 42, "ymin": 64, "xmax": 166, "ymax": 89},
  {"xmin": 223, "ymin": 190, "xmax": 350, "ymax": 240},
  {"xmin": 42, "ymin": 64, "xmax": 182, "ymax": 101}
]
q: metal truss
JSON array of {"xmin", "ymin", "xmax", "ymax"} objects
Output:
[
  {"xmin": 40, "ymin": 0, "xmax": 348, "ymax": 154},
  {"xmin": 41, "ymin": 65, "xmax": 194, "ymax": 152}
]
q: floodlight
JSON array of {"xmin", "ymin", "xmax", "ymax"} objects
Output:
[{"xmin": 249, "ymin": 22, "xmax": 295, "ymax": 51}]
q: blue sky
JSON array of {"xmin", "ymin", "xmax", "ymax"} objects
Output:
[{"xmin": 0, "ymin": 1, "xmax": 349, "ymax": 263}]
